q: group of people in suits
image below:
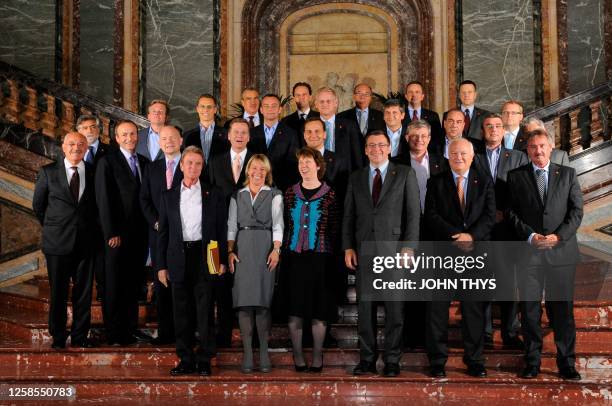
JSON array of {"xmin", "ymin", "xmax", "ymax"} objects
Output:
[{"xmin": 32, "ymin": 78, "xmax": 582, "ymax": 381}]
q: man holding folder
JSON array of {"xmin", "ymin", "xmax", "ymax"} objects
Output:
[{"xmin": 157, "ymin": 146, "xmax": 228, "ymax": 376}]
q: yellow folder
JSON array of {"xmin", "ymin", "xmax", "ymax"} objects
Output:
[{"xmin": 207, "ymin": 240, "xmax": 220, "ymax": 275}]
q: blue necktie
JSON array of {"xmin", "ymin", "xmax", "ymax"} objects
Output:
[
  {"xmin": 324, "ymin": 121, "xmax": 333, "ymax": 151},
  {"xmin": 85, "ymin": 146, "xmax": 94, "ymax": 164}
]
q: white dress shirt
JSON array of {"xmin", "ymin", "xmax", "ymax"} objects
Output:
[
  {"xmin": 180, "ymin": 180, "xmax": 202, "ymax": 241},
  {"xmin": 63, "ymin": 159, "xmax": 85, "ymax": 200},
  {"xmin": 243, "ymin": 111, "xmax": 260, "ymax": 127}
]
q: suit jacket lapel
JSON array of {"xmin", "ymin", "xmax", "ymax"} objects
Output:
[
  {"xmin": 545, "ymin": 163, "xmax": 561, "ymax": 207},
  {"xmin": 376, "ymin": 163, "xmax": 397, "ymax": 206},
  {"xmin": 446, "ymin": 171, "xmax": 464, "ymax": 216},
  {"xmin": 527, "ymin": 167, "xmax": 544, "ymax": 208},
  {"xmin": 361, "ymin": 167, "xmax": 373, "ymax": 209},
  {"xmin": 57, "ymin": 160, "xmax": 76, "ymax": 204},
  {"xmin": 464, "ymin": 170, "xmax": 480, "ymax": 217}
]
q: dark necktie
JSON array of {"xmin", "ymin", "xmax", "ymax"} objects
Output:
[
  {"xmin": 85, "ymin": 146, "xmax": 94, "ymax": 164},
  {"xmin": 412, "ymin": 109, "xmax": 418, "ymax": 121},
  {"xmin": 463, "ymin": 109, "xmax": 471, "ymax": 136},
  {"xmin": 69, "ymin": 166, "xmax": 79, "ymax": 201},
  {"xmin": 300, "ymin": 113, "xmax": 306, "ymax": 121},
  {"xmin": 536, "ymin": 169, "xmax": 547, "ymax": 203},
  {"xmin": 248, "ymin": 115, "xmax": 255, "ymax": 128},
  {"xmin": 372, "ymin": 168, "xmax": 382, "ymax": 206}
]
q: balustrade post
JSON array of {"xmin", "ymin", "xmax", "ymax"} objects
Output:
[
  {"xmin": 4, "ymin": 79, "xmax": 22, "ymax": 124},
  {"xmin": 558, "ymin": 113, "xmax": 571, "ymax": 152},
  {"xmin": 41, "ymin": 93, "xmax": 59, "ymax": 138},
  {"xmin": 99, "ymin": 114, "xmax": 111, "ymax": 144},
  {"xmin": 60, "ymin": 100, "xmax": 76, "ymax": 136},
  {"xmin": 21, "ymin": 86, "xmax": 41, "ymax": 130}
]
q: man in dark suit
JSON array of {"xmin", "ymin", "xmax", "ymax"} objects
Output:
[
  {"xmin": 381, "ymin": 99, "xmax": 407, "ymax": 159},
  {"xmin": 315, "ymin": 87, "xmax": 365, "ymax": 170},
  {"xmin": 282, "ymin": 82, "xmax": 320, "ymax": 136},
  {"xmin": 501, "ymin": 100, "xmax": 527, "ymax": 151},
  {"xmin": 507, "ymin": 129, "xmax": 583, "ymax": 381},
  {"xmin": 224, "ymin": 88, "xmax": 263, "ymax": 129},
  {"xmin": 439, "ymin": 108, "xmax": 484, "ymax": 158},
  {"xmin": 182, "ymin": 94, "xmax": 229, "ymax": 163},
  {"xmin": 137, "ymin": 100, "xmax": 169, "ymax": 162},
  {"xmin": 449, "ymin": 80, "xmax": 490, "ymax": 141},
  {"xmin": 157, "ymin": 146, "xmax": 228, "ymax": 376},
  {"xmin": 337, "ymin": 83, "xmax": 385, "ymax": 137},
  {"xmin": 403, "ymin": 81, "xmax": 444, "ymax": 152},
  {"xmin": 522, "ymin": 117, "xmax": 571, "ymax": 166},
  {"xmin": 139, "ymin": 125, "xmax": 184, "ymax": 345},
  {"xmin": 95, "ymin": 120, "xmax": 149, "ymax": 345},
  {"xmin": 76, "ymin": 114, "xmax": 108, "ymax": 303},
  {"xmin": 32, "ymin": 132, "xmax": 97, "ymax": 349},
  {"xmin": 343, "ymin": 130, "xmax": 421, "ymax": 377},
  {"xmin": 424, "ymin": 137, "xmax": 496, "ymax": 378},
  {"xmin": 474, "ymin": 113, "xmax": 529, "ymax": 349},
  {"xmin": 250, "ymin": 94, "xmax": 300, "ymax": 192},
  {"xmin": 392, "ymin": 119, "xmax": 446, "ymax": 349},
  {"xmin": 206, "ymin": 118, "xmax": 253, "ymax": 346}
]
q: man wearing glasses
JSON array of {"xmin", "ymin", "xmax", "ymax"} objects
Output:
[
  {"xmin": 343, "ymin": 130, "xmax": 421, "ymax": 377},
  {"xmin": 501, "ymin": 100, "xmax": 526, "ymax": 150}
]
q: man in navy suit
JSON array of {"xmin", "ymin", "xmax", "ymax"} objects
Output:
[
  {"xmin": 337, "ymin": 83, "xmax": 385, "ymax": 137},
  {"xmin": 33, "ymin": 132, "xmax": 98, "ymax": 349},
  {"xmin": 507, "ymin": 129, "xmax": 583, "ymax": 381},
  {"xmin": 137, "ymin": 100, "xmax": 169, "ymax": 162},
  {"xmin": 76, "ymin": 114, "xmax": 108, "ymax": 303},
  {"xmin": 140, "ymin": 125, "xmax": 184, "ymax": 345},
  {"xmin": 95, "ymin": 120, "xmax": 149, "ymax": 345},
  {"xmin": 449, "ymin": 80, "xmax": 490, "ymax": 141},
  {"xmin": 282, "ymin": 82, "xmax": 319, "ymax": 136},
  {"xmin": 250, "ymin": 94, "xmax": 300, "ymax": 192},
  {"xmin": 157, "ymin": 146, "xmax": 228, "ymax": 376},
  {"xmin": 224, "ymin": 88, "xmax": 263, "ymax": 129},
  {"xmin": 424, "ymin": 138, "xmax": 496, "ymax": 378},
  {"xmin": 403, "ymin": 81, "xmax": 444, "ymax": 152},
  {"xmin": 182, "ymin": 94, "xmax": 229, "ymax": 163}
]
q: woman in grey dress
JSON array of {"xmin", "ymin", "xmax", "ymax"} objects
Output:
[{"xmin": 228, "ymin": 154, "xmax": 283, "ymax": 373}]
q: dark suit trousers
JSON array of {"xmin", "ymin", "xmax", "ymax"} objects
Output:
[
  {"xmin": 485, "ymin": 244, "xmax": 520, "ymax": 340},
  {"xmin": 103, "ymin": 236, "xmax": 147, "ymax": 341},
  {"xmin": 172, "ymin": 242, "xmax": 216, "ymax": 364},
  {"xmin": 211, "ymin": 272, "xmax": 234, "ymax": 345},
  {"xmin": 92, "ymin": 231, "xmax": 106, "ymax": 302},
  {"xmin": 358, "ymin": 299, "xmax": 404, "ymax": 364},
  {"xmin": 45, "ymin": 246, "xmax": 94, "ymax": 342},
  {"xmin": 519, "ymin": 264, "xmax": 576, "ymax": 368},
  {"xmin": 426, "ymin": 301, "xmax": 485, "ymax": 367},
  {"xmin": 150, "ymin": 229, "xmax": 175, "ymax": 341}
]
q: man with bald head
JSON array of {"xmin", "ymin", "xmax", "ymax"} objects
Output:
[
  {"xmin": 96, "ymin": 120, "xmax": 150, "ymax": 345},
  {"xmin": 337, "ymin": 83, "xmax": 385, "ymax": 137},
  {"xmin": 33, "ymin": 132, "xmax": 98, "ymax": 349},
  {"xmin": 140, "ymin": 125, "xmax": 184, "ymax": 344},
  {"xmin": 315, "ymin": 87, "xmax": 364, "ymax": 169},
  {"xmin": 424, "ymin": 137, "xmax": 496, "ymax": 378},
  {"xmin": 440, "ymin": 108, "xmax": 484, "ymax": 158}
]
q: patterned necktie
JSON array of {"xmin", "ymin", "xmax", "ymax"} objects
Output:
[
  {"xmin": 69, "ymin": 166, "xmax": 79, "ymax": 201},
  {"xmin": 412, "ymin": 109, "xmax": 418, "ymax": 121},
  {"xmin": 248, "ymin": 115, "xmax": 255, "ymax": 128},
  {"xmin": 324, "ymin": 120, "xmax": 333, "ymax": 151},
  {"xmin": 86, "ymin": 146, "xmax": 94, "ymax": 164},
  {"xmin": 463, "ymin": 109, "xmax": 471, "ymax": 136},
  {"xmin": 372, "ymin": 168, "xmax": 382, "ymax": 206},
  {"xmin": 166, "ymin": 159, "xmax": 175, "ymax": 190},
  {"xmin": 358, "ymin": 110, "xmax": 367, "ymax": 135},
  {"xmin": 456, "ymin": 175, "xmax": 465, "ymax": 212},
  {"xmin": 486, "ymin": 148, "xmax": 498, "ymax": 181},
  {"xmin": 129, "ymin": 155, "xmax": 139, "ymax": 179},
  {"xmin": 232, "ymin": 154, "xmax": 241, "ymax": 184},
  {"xmin": 536, "ymin": 169, "xmax": 547, "ymax": 203}
]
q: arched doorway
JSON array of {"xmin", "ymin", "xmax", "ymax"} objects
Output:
[{"xmin": 239, "ymin": 0, "xmax": 434, "ymax": 103}]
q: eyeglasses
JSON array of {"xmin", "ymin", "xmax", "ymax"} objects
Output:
[{"xmin": 366, "ymin": 143, "xmax": 389, "ymax": 149}]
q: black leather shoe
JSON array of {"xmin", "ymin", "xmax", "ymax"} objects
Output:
[
  {"xmin": 352, "ymin": 361, "xmax": 377, "ymax": 375},
  {"xmin": 197, "ymin": 362, "xmax": 212, "ymax": 376},
  {"xmin": 430, "ymin": 365, "xmax": 446, "ymax": 378},
  {"xmin": 294, "ymin": 364, "xmax": 308, "ymax": 372},
  {"xmin": 502, "ymin": 336, "xmax": 524, "ymax": 350},
  {"xmin": 170, "ymin": 361, "xmax": 195, "ymax": 376},
  {"xmin": 519, "ymin": 365, "xmax": 540, "ymax": 379},
  {"xmin": 559, "ymin": 366, "xmax": 581, "ymax": 380},
  {"xmin": 484, "ymin": 333, "xmax": 494, "ymax": 349},
  {"xmin": 132, "ymin": 330, "xmax": 152, "ymax": 342},
  {"xmin": 71, "ymin": 338, "xmax": 96, "ymax": 348},
  {"xmin": 467, "ymin": 364, "xmax": 487, "ymax": 377},
  {"xmin": 383, "ymin": 363, "xmax": 400, "ymax": 377},
  {"xmin": 150, "ymin": 336, "xmax": 174, "ymax": 346},
  {"xmin": 308, "ymin": 365, "xmax": 323, "ymax": 373},
  {"xmin": 119, "ymin": 334, "xmax": 137, "ymax": 346},
  {"xmin": 51, "ymin": 338, "xmax": 66, "ymax": 350}
]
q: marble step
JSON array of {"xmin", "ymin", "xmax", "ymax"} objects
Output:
[
  {"xmin": 0, "ymin": 344, "xmax": 610, "ymax": 370},
  {"xmin": 0, "ymin": 364, "xmax": 609, "ymax": 401}
]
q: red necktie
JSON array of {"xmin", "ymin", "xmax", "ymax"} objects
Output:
[
  {"xmin": 248, "ymin": 116, "xmax": 255, "ymax": 128},
  {"xmin": 463, "ymin": 109, "xmax": 471, "ymax": 136},
  {"xmin": 412, "ymin": 110, "xmax": 418, "ymax": 121},
  {"xmin": 372, "ymin": 168, "xmax": 382, "ymax": 206}
]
